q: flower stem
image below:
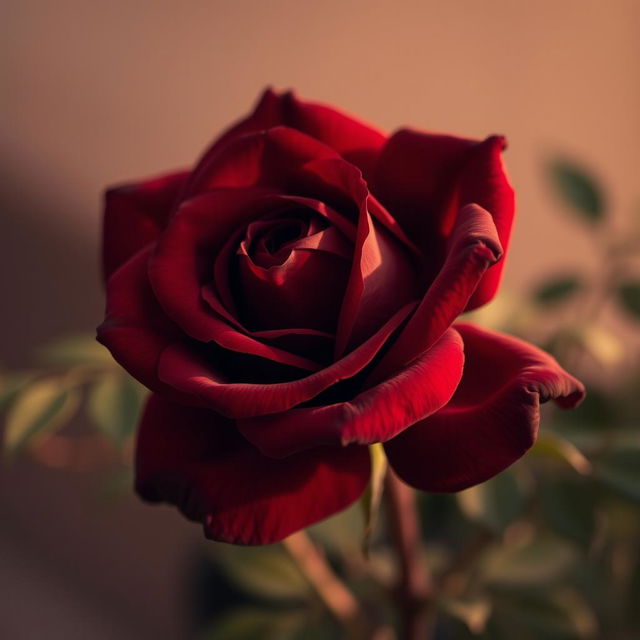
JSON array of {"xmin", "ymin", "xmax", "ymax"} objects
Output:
[
  {"xmin": 385, "ymin": 469, "xmax": 434, "ymax": 640},
  {"xmin": 282, "ymin": 531, "xmax": 365, "ymax": 633}
]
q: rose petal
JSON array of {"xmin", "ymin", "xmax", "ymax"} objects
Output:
[
  {"xmin": 102, "ymin": 171, "xmax": 188, "ymax": 282},
  {"xmin": 373, "ymin": 130, "xmax": 514, "ymax": 308},
  {"xmin": 158, "ymin": 302, "xmax": 416, "ymax": 419},
  {"xmin": 237, "ymin": 327, "xmax": 464, "ymax": 458},
  {"xmin": 369, "ymin": 203, "xmax": 502, "ymax": 382},
  {"xmin": 135, "ymin": 394, "xmax": 371, "ymax": 545},
  {"xmin": 187, "ymin": 88, "xmax": 386, "ymax": 189},
  {"xmin": 236, "ymin": 239, "xmax": 351, "ymax": 332},
  {"xmin": 384, "ymin": 323, "xmax": 586, "ymax": 492},
  {"xmin": 150, "ymin": 188, "xmax": 326, "ymax": 371},
  {"xmin": 185, "ymin": 126, "xmax": 340, "ymax": 197},
  {"xmin": 96, "ymin": 247, "xmax": 199, "ymax": 405}
]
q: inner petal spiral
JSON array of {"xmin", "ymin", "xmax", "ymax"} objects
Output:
[{"xmin": 233, "ymin": 208, "xmax": 352, "ymax": 333}]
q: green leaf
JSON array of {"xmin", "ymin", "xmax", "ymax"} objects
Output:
[
  {"xmin": 548, "ymin": 158, "xmax": 605, "ymax": 223},
  {"xmin": 539, "ymin": 478, "xmax": 596, "ymax": 547},
  {"xmin": 360, "ymin": 443, "xmax": 387, "ymax": 556},
  {"xmin": 88, "ymin": 373, "xmax": 147, "ymax": 444},
  {"xmin": 213, "ymin": 545, "xmax": 312, "ymax": 602},
  {"xmin": 597, "ymin": 447, "xmax": 640, "ymax": 502},
  {"xmin": 39, "ymin": 334, "xmax": 114, "ymax": 367},
  {"xmin": 532, "ymin": 431, "xmax": 592, "ymax": 475},
  {"xmin": 533, "ymin": 276, "xmax": 582, "ymax": 307},
  {"xmin": 457, "ymin": 469, "xmax": 529, "ymax": 533},
  {"xmin": 0, "ymin": 371, "xmax": 37, "ymax": 413},
  {"xmin": 617, "ymin": 281, "xmax": 640, "ymax": 320},
  {"xmin": 3, "ymin": 378, "xmax": 80, "ymax": 453}
]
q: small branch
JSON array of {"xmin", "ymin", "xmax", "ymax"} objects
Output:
[
  {"xmin": 385, "ymin": 469, "xmax": 434, "ymax": 640},
  {"xmin": 283, "ymin": 531, "xmax": 364, "ymax": 631}
]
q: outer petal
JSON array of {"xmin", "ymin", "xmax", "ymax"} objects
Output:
[
  {"xmin": 102, "ymin": 171, "xmax": 188, "ymax": 282},
  {"xmin": 373, "ymin": 130, "xmax": 514, "ymax": 308},
  {"xmin": 135, "ymin": 395, "xmax": 371, "ymax": 545},
  {"xmin": 96, "ymin": 247, "xmax": 200, "ymax": 405},
  {"xmin": 237, "ymin": 328, "xmax": 464, "ymax": 458},
  {"xmin": 187, "ymin": 88, "xmax": 386, "ymax": 189},
  {"xmin": 158, "ymin": 302, "xmax": 416, "ymax": 419},
  {"xmin": 368, "ymin": 204, "xmax": 502, "ymax": 383},
  {"xmin": 384, "ymin": 324, "xmax": 586, "ymax": 493}
]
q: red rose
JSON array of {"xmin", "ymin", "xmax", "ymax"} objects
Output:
[{"xmin": 97, "ymin": 89, "xmax": 584, "ymax": 545}]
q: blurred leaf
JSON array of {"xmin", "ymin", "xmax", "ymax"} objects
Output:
[
  {"xmin": 539, "ymin": 478, "xmax": 596, "ymax": 547},
  {"xmin": 548, "ymin": 158, "xmax": 604, "ymax": 223},
  {"xmin": 551, "ymin": 324, "xmax": 624, "ymax": 368},
  {"xmin": 0, "ymin": 371, "xmax": 37, "ymax": 412},
  {"xmin": 39, "ymin": 334, "xmax": 114, "ymax": 367},
  {"xmin": 490, "ymin": 588, "xmax": 597, "ymax": 640},
  {"xmin": 532, "ymin": 431, "xmax": 592, "ymax": 475},
  {"xmin": 197, "ymin": 607, "xmax": 307, "ymax": 640},
  {"xmin": 3, "ymin": 378, "xmax": 80, "ymax": 453},
  {"xmin": 213, "ymin": 545, "xmax": 312, "ymax": 602},
  {"xmin": 361, "ymin": 443, "xmax": 387, "ymax": 556},
  {"xmin": 481, "ymin": 535, "xmax": 577, "ymax": 587},
  {"xmin": 440, "ymin": 596, "xmax": 492, "ymax": 635},
  {"xmin": 533, "ymin": 276, "xmax": 583, "ymax": 307},
  {"xmin": 88, "ymin": 373, "xmax": 146, "ymax": 444},
  {"xmin": 457, "ymin": 469, "xmax": 528, "ymax": 533},
  {"xmin": 616, "ymin": 281, "xmax": 640, "ymax": 320},
  {"xmin": 597, "ymin": 447, "xmax": 640, "ymax": 502}
]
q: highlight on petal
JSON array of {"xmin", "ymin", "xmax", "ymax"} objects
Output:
[
  {"xmin": 384, "ymin": 323, "xmax": 586, "ymax": 493},
  {"xmin": 237, "ymin": 328, "xmax": 464, "ymax": 458},
  {"xmin": 369, "ymin": 203, "xmax": 502, "ymax": 382},
  {"xmin": 102, "ymin": 171, "xmax": 188, "ymax": 282},
  {"xmin": 135, "ymin": 395, "xmax": 371, "ymax": 545}
]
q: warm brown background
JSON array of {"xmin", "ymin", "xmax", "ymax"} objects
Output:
[{"xmin": 1, "ymin": 1, "xmax": 639, "ymax": 638}]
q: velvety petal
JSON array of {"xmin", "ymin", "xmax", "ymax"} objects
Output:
[
  {"xmin": 149, "ymin": 188, "xmax": 326, "ymax": 371},
  {"xmin": 368, "ymin": 204, "xmax": 502, "ymax": 383},
  {"xmin": 185, "ymin": 126, "xmax": 341, "ymax": 197},
  {"xmin": 458, "ymin": 137, "xmax": 515, "ymax": 309},
  {"xmin": 373, "ymin": 130, "xmax": 514, "ymax": 307},
  {"xmin": 237, "ymin": 328, "xmax": 464, "ymax": 458},
  {"xmin": 158, "ymin": 302, "xmax": 416, "ymax": 419},
  {"xmin": 186, "ymin": 88, "xmax": 386, "ymax": 190},
  {"xmin": 102, "ymin": 171, "xmax": 188, "ymax": 282},
  {"xmin": 384, "ymin": 323, "xmax": 586, "ymax": 493},
  {"xmin": 299, "ymin": 159, "xmax": 421, "ymax": 357},
  {"xmin": 96, "ymin": 248, "xmax": 200, "ymax": 405},
  {"xmin": 236, "ymin": 241, "xmax": 351, "ymax": 332},
  {"xmin": 135, "ymin": 394, "xmax": 371, "ymax": 545}
]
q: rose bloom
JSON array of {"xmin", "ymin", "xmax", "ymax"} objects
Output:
[{"xmin": 97, "ymin": 89, "xmax": 584, "ymax": 545}]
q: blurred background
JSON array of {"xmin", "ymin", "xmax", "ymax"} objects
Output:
[{"xmin": 1, "ymin": 1, "xmax": 639, "ymax": 638}]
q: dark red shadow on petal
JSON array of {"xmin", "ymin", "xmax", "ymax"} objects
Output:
[
  {"xmin": 135, "ymin": 394, "xmax": 371, "ymax": 545},
  {"xmin": 102, "ymin": 171, "xmax": 188, "ymax": 283},
  {"xmin": 157, "ymin": 302, "xmax": 417, "ymax": 419},
  {"xmin": 369, "ymin": 204, "xmax": 502, "ymax": 382},
  {"xmin": 384, "ymin": 323, "xmax": 585, "ymax": 493},
  {"xmin": 373, "ymin": 130, "xmax": 514, "ymax": 309},
  {"xmin": 237, "ymin": 327, "xmax": 464, "ymax": 458},
  {"xmin": 184, "ymin": 88, "xmax": 386, "ymax": 194}
]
